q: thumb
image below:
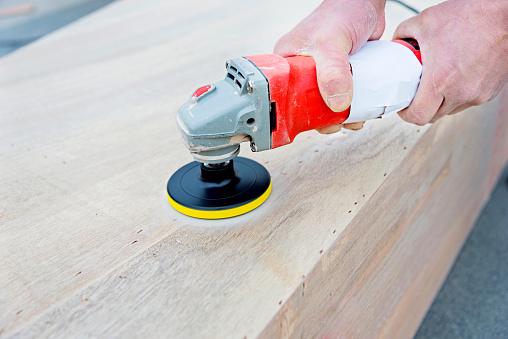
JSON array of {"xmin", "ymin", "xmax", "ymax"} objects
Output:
[{"xmin": 313, "ymin": 36, "xmax": 353, "ymax": 112}]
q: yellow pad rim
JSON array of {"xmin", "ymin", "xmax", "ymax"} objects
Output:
[{"xmin": 167, "ymin": 181, "xmax": 272, "ymax": 219}]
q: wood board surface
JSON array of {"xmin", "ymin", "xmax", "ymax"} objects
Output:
[{"xmin": 0, "ymin": 0, "xmax": 506, "ymax": 337}]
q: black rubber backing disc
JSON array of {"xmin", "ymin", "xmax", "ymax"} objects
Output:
[{"xmin": 167, "ymin": 157, "xmax": 271, "ymax": 219}]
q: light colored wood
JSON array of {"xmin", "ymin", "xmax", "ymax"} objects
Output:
[
  {"xmin": 259, "ymin": 102, "xmax": 501, "ymax": 339},
  {"xmin": 0, "ymin": 0, "xmax": 506, "ymax": 337},
  {"xmin": 489, "ymin": 89, "xmax": 508, "ymax": 191}
]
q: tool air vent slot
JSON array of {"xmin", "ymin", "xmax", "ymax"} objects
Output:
[{"xmin": 226, "ymin": 64, "xmax": 245, "ymax": 90}]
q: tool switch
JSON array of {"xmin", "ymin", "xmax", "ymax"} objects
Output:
[{"xmin": 192, "ymin": 85, "xmax": 214, "ymax": 100}]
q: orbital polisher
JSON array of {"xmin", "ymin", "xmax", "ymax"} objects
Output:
[{"xmin": 167, "ymin": 39, "xmax": 422, "ymax": 219}]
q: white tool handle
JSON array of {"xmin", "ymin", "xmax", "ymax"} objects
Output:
[{"xmin": 344, "ymin": 40, "xmax": 422, "ymax": 123}]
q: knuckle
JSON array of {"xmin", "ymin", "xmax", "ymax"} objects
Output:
[
  {"xmin": 273, "ymin": 36, "xmax": 294, "ymax": 55},
  {"xmin": 274, "ymin": 29, "xmax": 313, "ymax": 56},
  {"xmin": 473, "ymin": 92, "xmax": 492, "ymax": 106},
  {"xmin": 314, "ymin": 33, "xmax": 335, "ymax": 51},
  {"xmin": 459, "ymin": 86, "xmax": 480, "ymax": 103},
  {"xmin": 418, "ymin": 7, "xmax": 434, "ymax": 25}
]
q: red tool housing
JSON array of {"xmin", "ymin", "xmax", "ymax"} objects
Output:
[{"xmin": 247, "ymin": 39, "xmax": 421, "ymax": 149}]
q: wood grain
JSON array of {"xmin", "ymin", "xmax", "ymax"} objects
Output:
[
  {"xmin": 0, "ymin": 0, "xmax": 506, "ymax": 337},
  {"xmin": 259, "ymin": 103, "xmax": 500, "ymax": 339}
]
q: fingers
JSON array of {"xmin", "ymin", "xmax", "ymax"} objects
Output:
[
  {"xmin": 429, "ymin": 100, "xmax": 477, "ymax": 123},
  {"xmin": 398, "ymin": 61, "xmax": 444, "ymax": 125},
  {"xmin": 398, "ymin": 85, "xmax": 443, "ymax": 126},
  {"xmin": 316, "ymin": 121, "xmax": 365, "ymax": 134},
  {"xmin": 429, "ymin": 99, "xmax": 458, "ymax": 123},
  {"xmin": 395, "ymin": 14, "xmax": 447, "ymax": 125},
  {"xmin": 316, "ymin": 124, "xmax": 342, "ymax": 134},
  {"xmin": 275, "ymin": 31, "xmax": 354, "ymax": 113},
  {"xmin": 448, "ymin": 103, "xmax": 473, "ymax": 115},
  {"xmin": 343, "ymin": 121, "xmax": 365, "ymax": 130},
  {"xmin": 396, "ymin": 18, "xmax": 445, "ymax": 125},
  {"xmin": 279, "ymin": 32, "xmax": 354, "ymax": 113},
  {"xmin": 313, "ymin": 34, "xmax": 354, "ymax": 113}
]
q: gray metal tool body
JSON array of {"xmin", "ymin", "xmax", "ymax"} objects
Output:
[{"xmin": 177, "ymin": 57, "xmax": 271, "ymax": 164}]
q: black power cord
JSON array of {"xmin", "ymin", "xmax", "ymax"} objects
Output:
[{"xmin": 387, "ymin": 0, "xmax": 420, "ymax": 14}]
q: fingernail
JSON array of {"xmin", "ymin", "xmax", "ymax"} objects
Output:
[
  {"xmin": 343, "ymin": 121, "xmax": 364, "ymax": 130},
  {"xmin": 326, "ymin": 92, "xmax": 352, "ymax": 112},
  {"xmin": 317, "ymin": 124, "xmax": 343, "ymax": 134}
]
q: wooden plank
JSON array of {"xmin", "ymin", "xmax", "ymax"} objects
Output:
[
  {"xmin": 488, "ymin": 88, "xmax": 508, "ymax": 191},
  {"xmin": 259, "ymin": 102, "xmax": 500, "ymax": 338},
  {"xmin": 0, "ymin": 0, "xmax": 506, "ymax": 337}
]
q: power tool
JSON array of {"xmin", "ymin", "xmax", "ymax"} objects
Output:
[{"xmin": 167, "ymin": 39, "xmax": 422, "ymax": 219}]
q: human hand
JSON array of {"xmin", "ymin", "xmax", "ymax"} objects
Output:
[
  {"xmin": 394, "ymin": 0, "xmax": 508, "ymax": 125},
  {"xmin": 274, "ymin": 0, "xmax": 386, "ymax": 133}
]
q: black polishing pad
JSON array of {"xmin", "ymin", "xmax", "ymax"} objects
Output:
[{"xmin": 167, "ymin": 157, "xmax": 271, "ymax": 219}]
